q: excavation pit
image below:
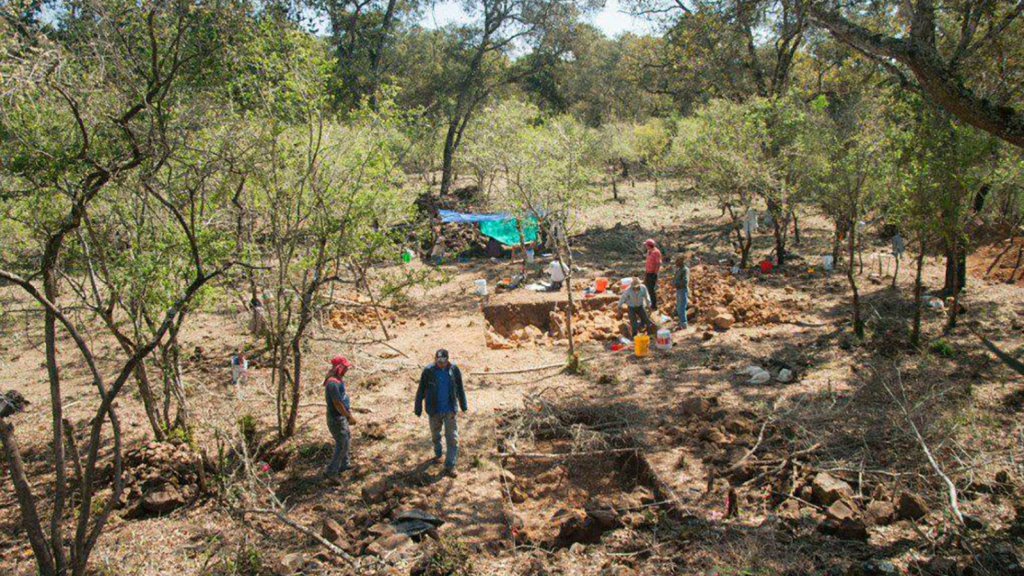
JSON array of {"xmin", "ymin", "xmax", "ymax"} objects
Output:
[
  {"xmin": 482, "ymin": 293, "xmax": 631, "ymax": 346},
  {"xmin": 497, "ymin": 399, "xmax": 674, "ymax": 548}
]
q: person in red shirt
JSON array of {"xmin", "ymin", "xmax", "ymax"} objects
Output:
[{"xmin": 643, "ymin": 239, "xmax": 662, "ymax": 310}]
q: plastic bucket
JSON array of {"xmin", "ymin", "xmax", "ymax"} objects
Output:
[
  {"xmin": 595, "ymin": 277, "xmax": 609, "ymax": 293},
  {"xmin": 526, "ymin": 248, "xmax": 535, "ymax": 263},
  {"xmin": 474, "ymin": 279, "xmax": 487, "ymax": 296},
  {"xmin": 401, "ymin": 250, "xmax": 412, "ymax": 263},
  {"xmin": 634, "ymin": 334, "xmax": 650, "ymax": 357},
  {"xmin": 759, "ymin": 260, "xmax": 774, "ymax": 274},
  {"xmin": 822, "ymin": 255, "xmax": 834, "ymax": 271},
  {"xmin": 620, "ymin": 278, "xmax": 634, "ymax": 291},
  {"xmin": 655, "ymin": 328, "xmax": 671, "ymax": 350}
]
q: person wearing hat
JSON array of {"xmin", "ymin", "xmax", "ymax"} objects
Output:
[
  {"xmin": 415, "ymin": 349, "xmax": 467, "ymax": 477},
  {"xmin": 643, "ymin": 239, "xmax": 662, "ymax": 310},
  {"xmin": 618, "ymin": 277, "xmax": 654, "ymax": 337},
  {"xmin": 324, "ymin": 356, "xmax": 356, "ymax": 480}
]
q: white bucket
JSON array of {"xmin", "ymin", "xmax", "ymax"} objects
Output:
[
  {"xmin": 526, "ymin": 248, "xmax": 535, "ymax": 263},
  {"xmin": 822, "ymin": 255, "xmax": 834, "ymax": 271},
  {"xmin": 474, "ymin": 279, "xmax": 488, "ymax": 296},
  {"xmin": 655, "ymin": 328, "xmax": 672, "ymax": 350},
  {"xmin": 620, "ymin": 278, "xmax": 633, "ymax": 290}
]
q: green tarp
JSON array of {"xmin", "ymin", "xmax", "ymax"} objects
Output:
[{"xmin": 479, "ymin": 217, "xmax": 538, "ymax": 246}]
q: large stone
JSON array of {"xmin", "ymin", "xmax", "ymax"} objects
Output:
[
  {"xmin": 812, "ymin": 473, "xmax": 855, "ymax": 506},
  {"xmin": 141, "ymin": 485, "xmax": 186, "ymax": 514},
  {"xmin": 818, "ymin": 517, "xmax": 869, "ymax": 541},
  {"xmin": 361, "ymin": 480, "xmax": 390, "ymax": 504},
  {"xmin": 485, "ymin": 330, "xmax": 514, "ymax": 350},
  {"xmin": 724, "ymin": 415, "xmax": 755, "ymax": 435},
  {"xmin": 710, "ymin": 311, "xmax": 735, "ymax": 330},
  {"xmin": 366, "ymin": 533, "xmax": 417, "ymax": 559},
  {"xmin": 680, "ymin": 397, "xmax": 711, "ymax": 417},
  {"xmin": 826, "ymin": 499, "xmax": 859, "ymax": 522},
  {"xmin": 273, "ymin": 552, "xmax": 306, "ymax": 576},
  {"xmin": 322, "ymin": 518, "xmax": 346, "ymax": 544},
  {"xmin": 864, "ymin": 501, "xmax": 895, "ymax": 526},
  {"xmin": 554, "ymin": 507, "xmax": 621, "ymax": 547},
  {"xmin": 897, "ymin": 492, "xmax": 929, "ymax": 521}
]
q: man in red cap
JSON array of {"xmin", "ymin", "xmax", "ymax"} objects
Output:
[
  {"xmin": 643, "ymin": 239, "xmax": 662, "ymax": 311},
  {"xmin": 324, "ymin": 355, "xmax": 356, "ymax": 481}
]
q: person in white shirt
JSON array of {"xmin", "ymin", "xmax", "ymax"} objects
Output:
[{"xmin": 547, "ymin": 258, "xmax": 569, "ymax": 291}]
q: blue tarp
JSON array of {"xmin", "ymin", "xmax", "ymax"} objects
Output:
[
  {"xmin": 438, "ymin": 209, "xmax": 538, "ymax": 245},
  {"xmin": 439, "ymin": 209, "xmax": 513, "ymax": 223}
]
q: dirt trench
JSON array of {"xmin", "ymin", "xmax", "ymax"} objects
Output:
[{"xmin": 482, "ymin": 294, "xmax": 618, "ymax": 337}]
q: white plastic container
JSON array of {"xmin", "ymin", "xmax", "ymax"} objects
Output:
[
  {"xmin": 525, "ymin": 248, "xmax": 535, "ymax": 263},
  {"xmin": 474, "ymin": 279, "xmax": 488, "ymax": 296},
  {"xmin": 620, "ymin": 278, "xmax": 633, "ymax": 290},
  {"xmin": 655, "ymin": 328, "xmax": 672, "ymax": 350},
  {"xmin": 822, "ymin": 255, "xmax": 834, "ymax": 271}
]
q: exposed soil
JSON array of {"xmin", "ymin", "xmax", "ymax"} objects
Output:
[{"xmin": 3, "ymin": 182, "xmax": 1024, "ymax": 576}]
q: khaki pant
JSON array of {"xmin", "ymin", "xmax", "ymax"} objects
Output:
[{"xmin": 429, "ymin": 412, "xmax": 459, "ymax": 470}]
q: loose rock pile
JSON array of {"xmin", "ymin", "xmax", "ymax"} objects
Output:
[
  {"xmin": 328, "ymin": 295, "xmax": 398, "ymax": 331},
  {"xmin": 122, "ymin": 441, "xmax": 204, "ymax": 517},
  {"xmin": 658, "ymin": 265, "xmax": 788, "ymax": 329},
  {"xmin": 671, "ymin": 396, "xmax": 949, "ymax": 544}
]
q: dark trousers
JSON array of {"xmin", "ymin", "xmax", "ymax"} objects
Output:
[
  {"xmin": 627, "ymin": 306, "xmax": 653, "ymax": 338},
  {"xmin": 326, "ymin": 415, "xmax": 351, "ymax": 475},
  {"xmin": 644, "ymin": 272, "xmax": 658, "ymax": 310}
]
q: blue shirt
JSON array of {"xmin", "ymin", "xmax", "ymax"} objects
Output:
[
  {"xmin": 325, "ymin": 377, "xmax": 350, "ymax": 419},
  {"xmin": 433, "ymin": 366, "xmax": 453, "ymax": 414}
]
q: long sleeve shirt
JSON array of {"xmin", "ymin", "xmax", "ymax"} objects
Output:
[
  {"xmin": 673, "ymin": 265, "xmax": 690, "ymax": 291},
  {"xmin": 618, "ymin": 285, "xmax": 651, "ymax": 309}
]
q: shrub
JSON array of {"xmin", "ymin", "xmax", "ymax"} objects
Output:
[
  {"xmin": 420, "ymin": 535, "xmax": 473, "ymax": 576},
  {"xmin": 929, "ymin": 338, "xmax": 956, "ymax": 358}
]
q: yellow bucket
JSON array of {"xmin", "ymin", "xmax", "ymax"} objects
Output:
[{"xmin": 634, "ymin": 334, "xmax": 650, "ymax": 357}]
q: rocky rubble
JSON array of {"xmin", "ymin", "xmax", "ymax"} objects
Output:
[
  {"xmin": 122, "ymin": 441, "xmax": 205, "ymax": 517},
  {"xmin": 657, "ymin": 264, "xmax": 788, "ymax": 328},
  {"xmin": 328, "ymin": 294, "xmax": 398, "ymax": 331}
]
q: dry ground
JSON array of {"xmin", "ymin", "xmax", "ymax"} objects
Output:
[{"xmin": 3, "ymin": 180, "xmax": 1024, "ymax": 575}]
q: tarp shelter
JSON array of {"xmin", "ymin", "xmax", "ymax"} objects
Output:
[{"xmin": 438, "ymin": 209, "xmax": 538, "ymax": 246}]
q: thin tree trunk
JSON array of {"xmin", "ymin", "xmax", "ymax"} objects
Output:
[
  {"xmin": 0, "ymin": 420, "xmax": 56, "ymax": 576},
  {"xmin": 42, "ymin": 270, "xmax": 68, "ymax": 574},
  {"xmin": 791, "ymin": 210, "xmax": 801, "ymax": 245},
  {"xmin": 848, "ymin": 218, "xmax": 863, "ymax": 338},
  {"xmin": 892, "ymin": 254, "xmax": 901, "ymax": 289},
  {"xmin": 439, "ymin": 119, "xmax": 459, "ymax": 196}
]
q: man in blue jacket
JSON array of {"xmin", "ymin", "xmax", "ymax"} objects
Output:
[{"xmin": 415, "ymin": 349, "xmax": 467, "ymax": 477}]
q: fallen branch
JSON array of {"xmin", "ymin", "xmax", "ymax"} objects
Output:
[
  {"xmin": 242, "ymin": 507, "xmax": 358, "ymax": 566},
  {"xmin": 496, "ymin": 447, "xmax": 640, "ymax": 459},
  {"xmin": 725, "ymin": 418, "xmax": 771, "ymax": 473},
  {"xmin": 471, "ymin": 356, "xmax": 593, "ymax": 376},
  {"xmin": 880, "ymin": 369, "xmax": 965, "ymax": 526},
  {"xmin": 471, "ymin": 362, "xmax": 566, "ymax": 376}
]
